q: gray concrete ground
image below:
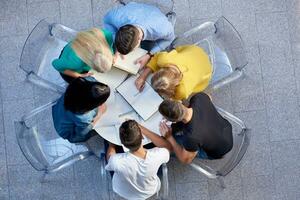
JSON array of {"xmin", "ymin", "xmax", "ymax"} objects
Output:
[{"xmin": 0, "ymin": 0, "xmax": 300, "ymax": 199}]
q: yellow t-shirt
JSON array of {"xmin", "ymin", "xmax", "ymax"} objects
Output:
[{"xmin": 147, "ymin": 45, "xmax": 212, "ymax": 100}]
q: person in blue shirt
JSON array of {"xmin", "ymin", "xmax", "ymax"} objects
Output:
[
  {"xmin": 103, "ymin": 2, "xmax": 175, "ymax": 68},
  {"xmin": 52, "ymin": 77, "xmax": 110, "ymax": 143}
]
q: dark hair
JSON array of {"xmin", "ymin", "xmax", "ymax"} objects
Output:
[
  {"xmin": 159, "ymin": 100, "xmax": 185, "ymax": 122},
  {"xmin": 115, "ymin": 25, "xmax": 140, "ymax": 55},
  {"xmin": 64, "ymin": 77, "xmax": 110, "ymax": 114},
  {"xmin": 119, "ymin": 120, "xmax": 142, "ymax": 152}
]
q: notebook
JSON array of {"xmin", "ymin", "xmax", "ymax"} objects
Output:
[
  {"xmin": 113, "ymin": 48, "xmax": 148, "ymax": 74},
  {"xmin": 91, "ymin": 67, "xmax": 128, "ymax": 91},
  {"xmin": 116, "ymin": 75, "xmax": 163, "ymax": 121}
]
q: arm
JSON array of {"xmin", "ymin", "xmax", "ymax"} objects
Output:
[
  {"xmin": 161, "ymin": 122, "xmax": 197, "ymax": 164},
  {"xmin": 91, "ymin": 104, "xmax": 107, "ymax": 127},
  {"xmin": 139, "ymin": 124, "xmax": 172, "ymax": 151},
  {"xmin": 106, "ymin": 142, "xmax": 117, "ymax": 161},
  {"xmin": 135, "ymin": 67, "xmax": 153, "ymax": 91},
  {"xmin": 63, "ymin": 70, "xmax": 93, "ymax": 78}
]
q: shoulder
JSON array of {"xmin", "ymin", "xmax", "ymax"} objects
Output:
[
  {"xmin": 149, "ymin": 147, "xmax": 170, "ymax": 159},
  {"xmin": 191, "ymin": 92, "xmax": 211, "ymax": 104}
]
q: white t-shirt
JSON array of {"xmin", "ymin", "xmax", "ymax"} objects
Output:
[{"xmin": 105, "ymin": 147, "xmax": 170, "ymax": 200}]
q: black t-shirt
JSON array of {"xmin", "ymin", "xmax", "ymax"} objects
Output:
[{"xmin": 172, "ymin": 93, "xmax": 233, "ymax": 159}]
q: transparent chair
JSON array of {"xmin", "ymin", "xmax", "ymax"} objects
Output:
[
  {"xmin": 169, "ymin": 16, "xmax": 248, "ymax": 92},
  {"xmin": 116, "ymin": 0, "xmax": 176, "ymax": 25},
  {"xmin": 14, "ymin": 100, "xmax": 95, "ymax": 181},
  {"xmin": 189, "ymin": 106, "xmax": 250, "ymax": 188},
  {"xmin": 19, "ymin": 19, "xmax": 78, "ymax": 94}
]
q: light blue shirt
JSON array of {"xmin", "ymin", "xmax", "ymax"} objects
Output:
[{"xmin": 103, "ymin": 2, "xmax": 175, "ymax": 54}]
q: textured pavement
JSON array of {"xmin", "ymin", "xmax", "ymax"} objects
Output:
[{"xmin": 0, "ymin": 0, "xmax": 300, "ymax": 199}]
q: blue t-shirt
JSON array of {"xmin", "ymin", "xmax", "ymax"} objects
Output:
[{"xmin": 52, "ymin": 95, "xmax": 97, "ymax": 143}]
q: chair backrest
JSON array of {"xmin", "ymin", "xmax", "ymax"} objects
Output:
[
  {"xmin": 20, "ymin": 19, "xmax": 77, "ymax": 89},
  {"xmin": 170, "ymin": 17, "xmax": 248, "ymax": 86},
  {"xmin": 14, "ymin": 101, "xmax": 91, "ymax": 172},
  {"xmin": 190, "ymin": 106, "xmax": 250, "ymax": 178},
  {"xmin": 117, "ymin": 0, "xmax": 174, "ymax": 15}
]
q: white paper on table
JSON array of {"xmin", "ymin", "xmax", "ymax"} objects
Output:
[
  {"xmin": 117, "ymin": 75, "xmax": 163, "ymax": 120},
  {"xmin": 115, "ymin": 93, "xmax": 133, "ymax": 115},
  {"xmin": 91, "ymin": 67, "xmax": 128, "ymax": 90},
  {"xmin": 94, "ymin": 92, "xmax": 121, "ymax": 127}
]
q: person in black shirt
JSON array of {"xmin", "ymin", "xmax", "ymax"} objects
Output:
[{"xmin": 158, "ymin": 92, "xmax": 233, "ymax": 164}]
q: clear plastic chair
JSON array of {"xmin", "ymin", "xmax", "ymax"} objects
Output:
[
  {"xmin": 189, "ymin": 106, "xmax": 250, "ymax": 188},
  {"xmin": 19, "ymin": 19, "xmax": 78, "ymax": 94},
  {"xmin": 169, "ymin": 16, "xmax": 248, "ymax": 92},
  {"xmin": 14, "ymin": 100, "xmax": 95, "ymax": 181},
  {"xmin": 116, "ymin": 0, "xmax": 176, "ymax": 25}
]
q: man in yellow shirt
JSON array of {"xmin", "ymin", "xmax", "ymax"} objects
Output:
[{"xmin": 135, "ymin": 45, "xmax": 212, "ymax": 100}]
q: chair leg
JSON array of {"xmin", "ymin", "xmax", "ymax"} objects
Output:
[{"xmin": 217, "ymin": 176, "xmax": 226, "ymax": 189}]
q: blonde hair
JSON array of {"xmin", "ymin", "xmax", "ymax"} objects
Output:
[
  {"xmin": 72, "ymin": 28, "xmax": 113, "ymax": 73},
  {"xmin": 151, "ymin": 66, "xmax": 182, "ymax": 99}
]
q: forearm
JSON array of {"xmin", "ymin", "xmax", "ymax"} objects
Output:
[
  {"xmin": 63, "ymin": 70, "xmax": 82, "ymax": 78},
  {"xmin": 140, "ymin": 126, "xmax": 172, "ymax": 151},
  {"xmin": 139, "ymin": 67, "xmax": 152, "ymax": 80},
  {"xmin": 167, "ymin": 136, "xmax": 195, "ymax": 164},
  {"xmin": 106, "ymin": 143, "xmax": 116, "ymax": 160}
]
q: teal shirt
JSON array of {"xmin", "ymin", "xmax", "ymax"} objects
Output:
[{"xmin": 52, "ymin": 29, "xmax": 114, "ymax": 73}]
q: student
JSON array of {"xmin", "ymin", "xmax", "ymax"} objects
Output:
[
  {"xmin": 52, "ymin": 77, "xmax": 110, "ymax": 143},
  {"xmin": 103, "ymin": 2, "xmax": 175, "ymax": 68},
  {"xmin": 105, "ymin": 120, "xmax": 171, "ymax": 200},
  {"xmin": 158, "ymin": 92, "xmax": 233, "ymax": 164},
  {"xmin": 135, "ymin": 45, "xmax": 212, "ymax": 100},
  {"xmin": 52, "ymin": 28, "xmax": 114, "ymax": 83}
]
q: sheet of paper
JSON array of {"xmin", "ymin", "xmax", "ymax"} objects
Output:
[
  {"xmin": 92, "ymin": 67, "xmax": 128, "ymax": 91},
  {"xmin": 94, "ymin": 92, "xmax": 121, "ymax": 127},
  {"xmin": 117, "ymin": 75, "xmax": 163, "ymax": 120},
  {"xmin": 114, "ymin": 48, "xmax": 148, "ymax": 74}
]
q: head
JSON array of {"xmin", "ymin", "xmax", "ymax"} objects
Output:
[
  {"xmin": 119, "ymin": 120, "xmax": 142, "ymax": 152},
  {"xmin": 72, "ymin": 28, "xmax": 113, "ymax": 73},
  {"xmin": 115, "ymin": 25, "xmax": 142, "ymax": 55},
  {"xmin": 151, "ymin": 66, "xmax": 182, "ymax": 99},
  {"xmin": 64, "ymin": 77, "xmax": 110, "ymax": 114},
  {"xmin": 159, "ymin": 99, "xmax": 186, "ymax": 122}
]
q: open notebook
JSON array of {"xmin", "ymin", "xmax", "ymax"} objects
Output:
[
  {"xmin": 116, "ymin": 75, "xmax": 163, "ymax": 121},
  {"xmin": 113, "ymin": 48, "xmax": 148, "ymax": 74},
  {"xmin": 91, "ymin": 67, "xmax": 128, "ymax": 91}
]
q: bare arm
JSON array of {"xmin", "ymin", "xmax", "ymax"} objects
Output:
[
  {"xmin": 139, "ymin": 124, "xmax": 172, "ymax": 151},
  {"xmin": 106, "ymin": 142, "xmax": 117, "ymax": 160},
  {"xmin": 63, "ymin": 70, "xmax": 93, "ymax": 78},
  {"xmin": 135, "ymin": 67, "xmax": 153, "ymax": 91},
  {"xmin": 161, "ymin": 122, "xmax": 197, "ymax": 164},
  {"xmin": 92, "ymin": 104, "xmax": 107, "ymax": 127}
]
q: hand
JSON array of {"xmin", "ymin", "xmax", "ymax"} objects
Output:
[
  {"xmin": 159, "ymin": 121, "xmax": 172, "ymax": 139},
  {"xmin": 134, "ymin": 54, "xmax": 151, "ymax": 69},
  {"xmin": 135, "ymin": 76, "xmax": 146, "ymax": 92},
  {"xmin": 80, "ymin": 71, "xmax": 94, "ymax": 77},
  {"xmin": 114, "ymin": 51, "xmax": 125, "ymax": 63}
]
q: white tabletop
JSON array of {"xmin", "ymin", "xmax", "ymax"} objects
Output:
[{"xmin": 93, "ymin": 83, "xmax": 163, "ymax": 146}]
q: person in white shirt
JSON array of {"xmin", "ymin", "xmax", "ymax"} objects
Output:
[{"xmin": 105, "ymin": 120, "xmax": 172, "ymax": 200}]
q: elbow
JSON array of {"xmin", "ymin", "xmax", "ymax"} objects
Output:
[{"xmin": 178, "ymin": 155, "xmax": 194, "ymax": 164}]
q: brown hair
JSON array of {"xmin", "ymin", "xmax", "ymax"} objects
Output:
[
  {"xmin": 115, "ymin": 25, "xmax": 140, "ymax": 55},
  {"xmin": 72, "ymin": 28, "xmax": 113, "ymax": 73},
  {"xmin": 159, "ymin": 99, "xmax": 185, "ymax": 122},
  {"xmin": 151, "ymin": 66, "xmax": 182, "ymax": 99},
  {"xmin": 119, "ymin": 120, "xmax": 142, "ymax": 152}
]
